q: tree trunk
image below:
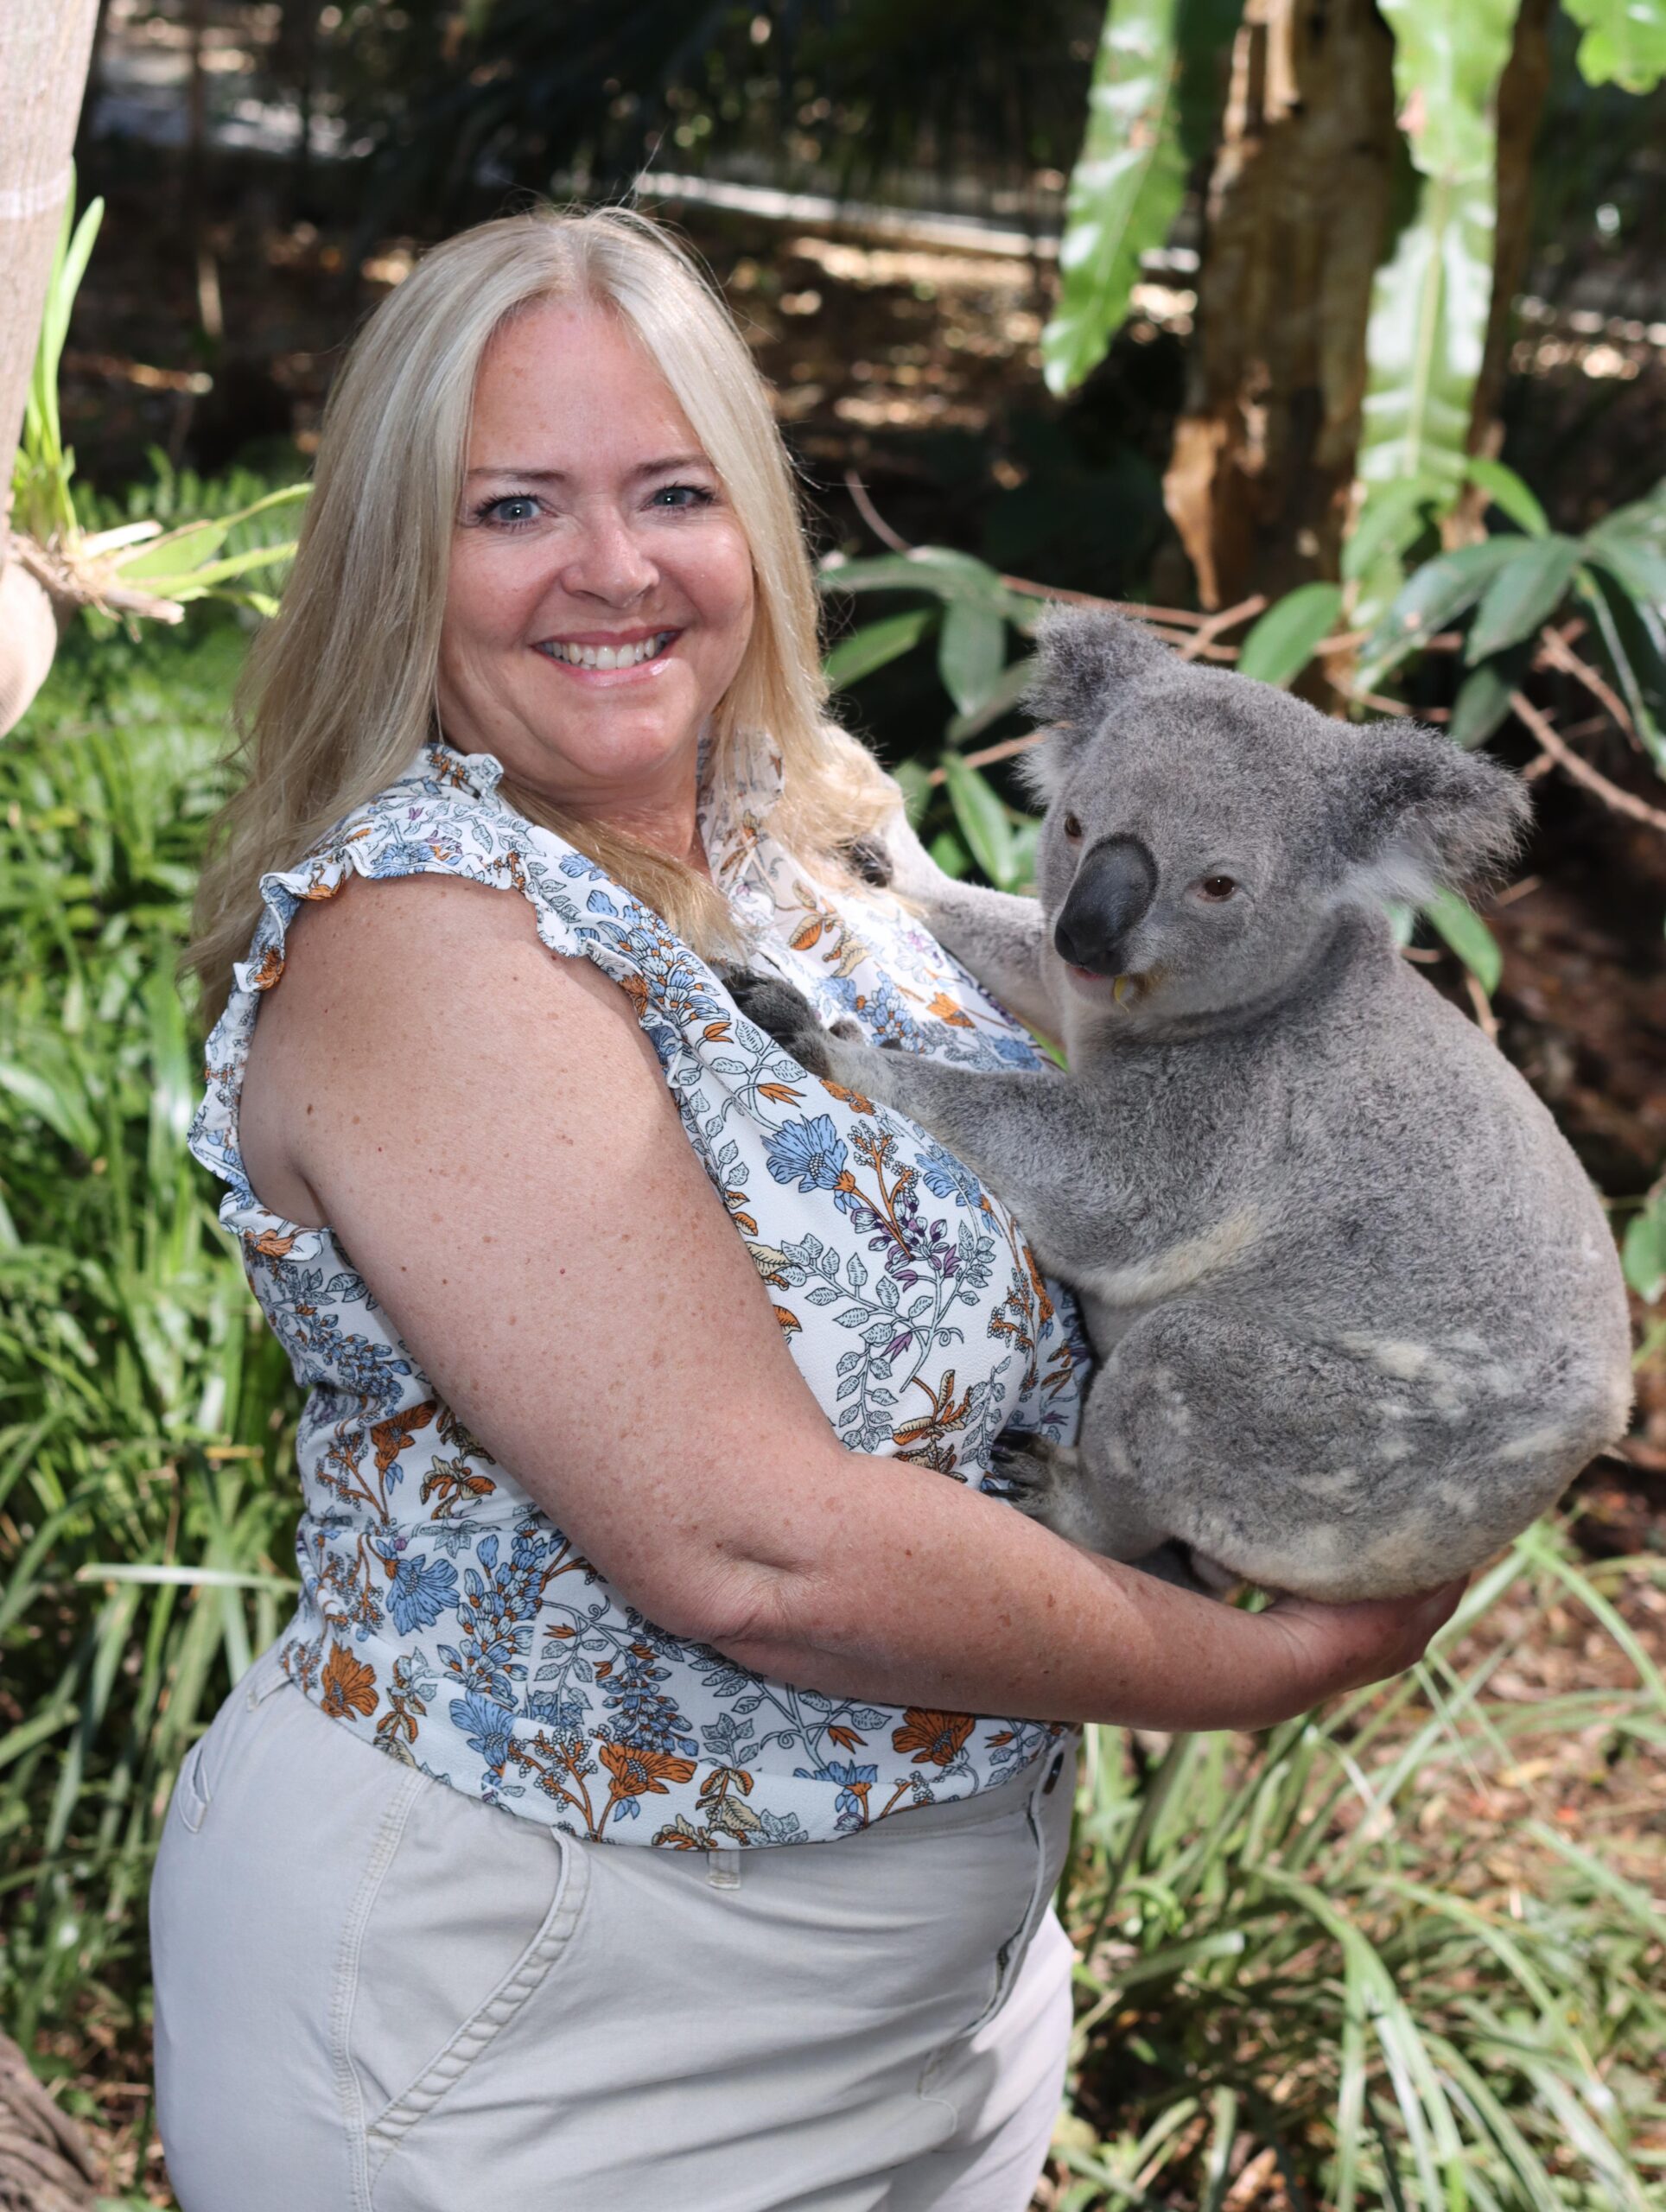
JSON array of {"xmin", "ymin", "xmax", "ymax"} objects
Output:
[
  {"xmin": 1161, "ymin": 0, "xmax": 1399, "ymax": 608},
  {"xmin": 0, "ymin": 0, "xmax": 101, "ymax": 739}
]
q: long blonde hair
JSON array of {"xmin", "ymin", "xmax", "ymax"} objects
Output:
[{"xmin": 188, "ymin": 204, "xmax": 893, "ymax": 1024}]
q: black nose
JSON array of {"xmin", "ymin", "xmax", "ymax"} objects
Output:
[{"xmin": 1053, "ymin": 834, "xmax": 1157, "ymax": 974}]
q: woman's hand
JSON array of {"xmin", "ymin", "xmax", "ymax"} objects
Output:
[{"xmin": 1230, "ymin": 1580, "xmax": 1467, "ymax": 1728}]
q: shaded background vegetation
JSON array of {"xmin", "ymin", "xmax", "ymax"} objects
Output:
[{"xmin": 3, "ymin": 3, "xmax": 1665, "ymax": 2205}]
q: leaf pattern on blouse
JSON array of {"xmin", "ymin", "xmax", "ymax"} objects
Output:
[{"xmin": 188, "ymin": 731, "xmax": 1089, "ymax": 1847}]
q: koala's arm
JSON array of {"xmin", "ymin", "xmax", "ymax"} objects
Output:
[
  {"xmin": 736, "ymin": 980, "xmax": 1129, "ymax": 1272},
  {"xmin": 866, "ymin": 810, "xmax": 1057, "ymax": 1038}
]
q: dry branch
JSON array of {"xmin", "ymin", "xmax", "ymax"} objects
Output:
[{"xmin": 1509, "ymin": 690, "xmax": 1666, "ymax": 835}]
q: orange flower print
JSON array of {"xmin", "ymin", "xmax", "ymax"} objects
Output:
[
  {"xmin": 600, "ymin": 1742, "xmax": 697, "ymax": 1799},
  {"xmin": 245, "ymin": 1227, "xmax": 296, "ymax": 1259},
  {"xmin": 372, "ymin": 1400, "xmax": 436, "ymax": 1478},
  {"xmin": 251, "ymin": 947, "xmax": 286, "ymax": 992},
  {"xmin": 892, "ymin": 1708, "xmax": 976, "ymax": 1767},
  {"xmin": 818, "ymin": 1077, "xmax": 876, "ymax": 1116},
  {"xmin": 925, "ymin": 991, "xmax": 975, "ymax": 1029},
  {"xmin": 320, "ymin": 1642, "xmax": 378, "ymax": 1719}
]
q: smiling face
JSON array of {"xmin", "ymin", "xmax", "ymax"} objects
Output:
[{"xmin": 436, "ymin": 299, "xmax": 756, "ymax": 854}]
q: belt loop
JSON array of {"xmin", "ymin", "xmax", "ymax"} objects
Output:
[{"xmin": 706, "ymin": 1847, "xmax": 742, "ymax": 1891}]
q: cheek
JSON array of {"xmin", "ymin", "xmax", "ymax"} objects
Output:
[
  {"xmin": 441, "ymin": 539, "xmax": 540, "ymax": 661},
  {"xmin": 683, "ymin": 525, "xmax": 755, "ymax": 642}
]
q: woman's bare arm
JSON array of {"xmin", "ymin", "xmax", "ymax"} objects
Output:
[{"xmin": 240, "ymin": 874, "xmax": 1461, "ymax": 1735}]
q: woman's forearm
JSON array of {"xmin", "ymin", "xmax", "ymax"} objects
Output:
[{"xmin": 696, "ymin": 1449, "xmax": 1459, "ymax": 1732}]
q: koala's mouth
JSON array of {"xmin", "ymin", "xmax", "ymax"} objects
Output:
[{"xmin": 1065, "ymin": 964, "xmax": 1155, "ymax": 1007}]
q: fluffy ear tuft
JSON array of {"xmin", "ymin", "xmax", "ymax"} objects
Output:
[
  {"xmin": 1021, "ymin": 607, "xmax": 1171, "ymax": 733},
  {"xmin": 1335, "ymin": 724, "xmax": 1531, "ymax": 906}
]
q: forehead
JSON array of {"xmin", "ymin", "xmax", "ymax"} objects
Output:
[
  {"xmin": 1072, "ymin": 687, "xmax": 1324, "ymax": 842},
  {"xmin": 467, "ymin": 300, "xmax": 703, "ymax": 467}
]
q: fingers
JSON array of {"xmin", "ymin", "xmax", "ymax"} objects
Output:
[{"xmin": 1262, "ymin": 1574, "xmax": 1469, "ymax": 1710}]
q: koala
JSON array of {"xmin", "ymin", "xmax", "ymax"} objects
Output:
[{"xmin": 728, "ymin": 608, "xmax": 1633, "ymax": 1603}]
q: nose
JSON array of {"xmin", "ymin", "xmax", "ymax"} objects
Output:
[
  {"xmin": 1053, "ymin": 834, "xmax": 1158, "ymax": 974},
  {"xmin": 561, "ymin": 505, "xmax": 658, "ymax": 605}
]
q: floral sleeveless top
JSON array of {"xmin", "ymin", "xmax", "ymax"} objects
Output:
[{"xmin": 190, "ymin": 731, "xmax": 1087, "ymax": 1848}]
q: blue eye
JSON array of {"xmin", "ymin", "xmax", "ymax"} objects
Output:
[
  {"xmin": 651, "ymin": 482, "xmax": 714, "ymax": 511},
  {"xmin": 472, "ymin": 493, "xmax": 541, "ymax": 528}
]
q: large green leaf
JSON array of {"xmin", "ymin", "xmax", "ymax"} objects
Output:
[
  {"xmin": 1236, "ymin": 583, "xmax": 1344, "ymax": 688},
  {"xmin": 1041, "ymin": 0, "xmax": 1187, "ymax": 397},
  {"xmin": 1355, "ymin": 1, "xmax": 1523, "ymax": 569},
  {"xmin": 938, "ymin": 600, "xmax": 1008, "ymax": 717},
  {"xmin": 1357, "ymin": 537, "xmax": 1519, "ymax": 688},
  {"xmin": 1561, "ymin": 0, "xmax": 1666, "ymax": 89},
  {"xmin": 823, "ymin": 610, "xmax": 934, "ymax": 689},
  {"xmin": 939, "ymin": 753, "xmax": 1017, "ymax": 888},
  {"xmin": 1465, "ymin": 534, "xmax": 1581, "ymax": 661}
]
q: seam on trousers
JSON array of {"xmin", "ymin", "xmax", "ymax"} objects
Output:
[
  {"xmin": 330, "ymin": 1765, "xmax": 426, "ymax": 2212},
  {"xmin": 916, "ymin": 1764, "xmax": 1053, "ymax": 2120},
  {"xmin": 365, "ymin": 1827, "xmax": 591, "ymax": 2169}
]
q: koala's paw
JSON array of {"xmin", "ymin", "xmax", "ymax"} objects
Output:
[
  {"xmin": 720, "ymin": 966, "xmax": 835, "ymax": 1077},
  {"xmin": 843, "ymin": 833, "xmax": 894, "ymax": 890},
  {"xmin": 988, "ymin": 1434, "xmax": 1075, "ymax": 1516}
]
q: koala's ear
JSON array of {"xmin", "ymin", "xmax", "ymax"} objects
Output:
[
  {"xmin": 1334, "ymin": 723, "xmax": 1531, "ymax": 905},
  {"xmin": 1021, "ymin": 607, "xmax": 1170, "ymax": 732},
  {"xmin": 1018, "ymin": 608, "xmax": 1172, "ymax": 802}
]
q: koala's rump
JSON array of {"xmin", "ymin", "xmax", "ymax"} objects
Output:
[{"xmin": 1075, "ymin": 953, "xmax": 1631, "ymax": 1601}]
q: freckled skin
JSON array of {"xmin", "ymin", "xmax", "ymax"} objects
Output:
[{"xmin": 728, "ymin": 612, "xmax": 1634, "ymax": 1604}]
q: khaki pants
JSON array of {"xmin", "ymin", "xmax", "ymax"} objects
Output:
[{"xmin": 150, "ymin": 1649, "xmax": 1077, "ymax": 2211}]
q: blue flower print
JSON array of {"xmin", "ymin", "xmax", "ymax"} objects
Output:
[
  {"xmin": 766, "ymin": 1115, "xmax": 849, "ymax": 1193},
  {"xmin": 451, "ymin": 1690, "xmax": 513, "ymax": 1770},
  {"xmin": 388, "ymin": 1551, "xmax": 459, "ymax": 1634}
]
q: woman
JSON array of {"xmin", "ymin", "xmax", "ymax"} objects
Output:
[{"xmin": 152, "ymin": 206, "xmax": 1460, "ymax": 2212}]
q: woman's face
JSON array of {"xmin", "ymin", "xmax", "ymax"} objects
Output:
[{"xmin": 437, "ymin": 300, "xmax": 756, "ymax": 838}]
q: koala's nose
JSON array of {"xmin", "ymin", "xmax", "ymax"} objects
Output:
[{"xmin": 1053, "ymin": 834, "xmax": 1158, "ymax": 974}]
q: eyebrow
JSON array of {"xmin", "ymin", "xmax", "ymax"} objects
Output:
[{"xmin": 464, "ymin": 453, "xmax": 712, "ymax": 483}]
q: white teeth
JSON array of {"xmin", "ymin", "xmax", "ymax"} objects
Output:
[{"xmin": 542, "ymin": 630, "xmax": 675, "ymax": 669}]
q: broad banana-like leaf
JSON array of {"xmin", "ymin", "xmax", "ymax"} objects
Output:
[
  {"xmin": 1561, "ymin": 0, "xmax": 1666, "ymax": 91},
  {"xmin": 1351, "ymin": 0, "xmax": 1522, "ymax": 603},
  {"xmin": 1041, "ymin": 0, "xmax": 1187, "ymax": 397},
  {"xmin": 939, "ymin": 753, "xmax": 1018, "ymax": 888}
]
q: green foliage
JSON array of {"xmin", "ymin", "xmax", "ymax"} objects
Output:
[
  {"xmin": 1561, "ymin": 0, "xmax": 1666, "ymax": 90},
  {"xmin": 0, "ymin": 622, "xmax": 297, "ymax": 2098},
  {"xmin": 1042, "ymin": 0, "xmax": 1239, "ymax": 397},
  {"xmin": 1236, "ymin": 583, "xmax": 1344, "ymax": 689},
  {"xmin": 10, "ymin": 178, "xmax": 104, "ymax": 546},
  {"xmin": 1059, "ymin": 1531, "xmax": 1666, "ymax": 2209},
  {"xmin": 1352, "ymin": 0, "xmax": 1523, "ymax": 619}
]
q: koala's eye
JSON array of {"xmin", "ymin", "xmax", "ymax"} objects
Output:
[
  {"xmin": 1062, "ymin": 813, "xmax": 1084, "ymax": 841},
  {"xmin": 1199, "ymin": 874, "xmax": 1238, "ymax": 902}
]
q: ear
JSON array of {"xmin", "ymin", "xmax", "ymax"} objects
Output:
[
  {"xmin": 1018, "ymin": 607, "xmax": 1172, "ymax": 803},
  {"xmin": 1021, "ymin": 606, "xmax": 1170, "ymax": 731},
  {"xmin": 1334, "ymin": 723, "xmax": 1531, "ymax": 906}
]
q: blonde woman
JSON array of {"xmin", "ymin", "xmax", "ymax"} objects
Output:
[{"xmin": 151, "ymin": 207, "xmax": 1460, "ymax": 2211}]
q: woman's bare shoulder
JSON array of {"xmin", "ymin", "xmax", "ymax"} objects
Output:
[{"xmin": 239, "ymin": 868, "xmax": 658, "ymax": 1225}]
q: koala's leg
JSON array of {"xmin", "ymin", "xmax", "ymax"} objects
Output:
[{"xmin": 1082, "ymin": 1301, "xmax": 1472, "ymax": 1603}]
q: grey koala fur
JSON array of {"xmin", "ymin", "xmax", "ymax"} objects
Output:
[{"xmin": 728, "ymin": 608, "xmax": 1632, "ymax": 1603}]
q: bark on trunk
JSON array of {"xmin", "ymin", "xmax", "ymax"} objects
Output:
[
  {"xmin": 1162, "ymin": 0, "xmax": 1399, "ymax": 607},
  {"xmin": 0, "ymin": 0, "xmax": 101, "ymax": 739}
]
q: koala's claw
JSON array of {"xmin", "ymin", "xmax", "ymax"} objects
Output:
[
  {"xmin": 988, "ymin": 1433, "xmax": 1067, "ymax": 1510},
  {"xmin": 843, "ymin": 834, "xmax": 894, "ymax": 889},
  {"xmin": 721, "ymin": 966, "xmax": 835, "ymax": 1076}
]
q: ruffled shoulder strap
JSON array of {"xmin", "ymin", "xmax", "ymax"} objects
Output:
[{"xmin": 188, "ymin": 741, "xmax": 703, "ymax": 1245}]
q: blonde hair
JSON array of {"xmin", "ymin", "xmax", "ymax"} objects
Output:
[{"xmin": 188, "ymin": 204, "xmax": 894, "ymax": 1024}]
